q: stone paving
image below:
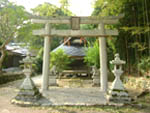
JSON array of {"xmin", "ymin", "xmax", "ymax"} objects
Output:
[
  {"xmin": 41, "ymin": 87, "xmax": 107, "ymax": 106},
  {"xmin": 32, "ymin": 76, "xmax": 108, "ymax": 106},
  {"xmin": 0, "ymin": 84, "xmax": 108, "ymax": 113}
]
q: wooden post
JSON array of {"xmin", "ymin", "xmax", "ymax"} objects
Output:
[
  {"xmin": 98, "ymin": 23, "xmax": 108, "ymax": 93},
  {"xmin": 41, "ymin": 23, "xmax": 51, "ymax": 92}
]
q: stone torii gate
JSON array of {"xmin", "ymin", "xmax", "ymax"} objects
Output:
[{"xmin": 31, "ymin": 15, "xmax": 123, "ymax": 93}]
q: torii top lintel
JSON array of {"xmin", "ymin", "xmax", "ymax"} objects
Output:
[
  {"xmin": 31, "ymin": 14, "xmax": 124, "ymax": 37},
  {"xmin": 31, "ymin": 14, "xmax": 124, "ymax": 25}
]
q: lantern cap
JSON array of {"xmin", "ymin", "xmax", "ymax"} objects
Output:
[{"xmin": 110, "ymin": 53, "xmax": 126, "ymax": 65}]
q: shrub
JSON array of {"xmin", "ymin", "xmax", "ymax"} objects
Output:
[
  {"xmin": 138, "ymin": 56, "xmax": 150, "ymax": 76},
  {"xmin": 50, "ymin": 49, "xmax": 73, "ymax": 72},
  {"xmin": 84, "ymin": 40, "xmax": 100, "ymax": 68},
  {"xmin": 33, "ymin": 48, "xmax": 43, "ymax": 73}
]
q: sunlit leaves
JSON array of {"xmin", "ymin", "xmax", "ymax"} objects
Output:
[
  {"xmin": 138, "ymin": 56, "xmax": 150, "ymax": 75},
  {"xmin": 84, "ymin": 40, "xmax": 100, "ymax": 68},
  {"xmin": 0, "ymin": 0, "xmax": 28, "ymax": 45},
  {"xmin": 130, "ymin": 42, "xmax": 147, "ymax": 52},
  {"xmin": 32, "ymin": 2, "xmax": 73, "ymax": 17},
  {"xmin": 121, "ymin": 26, "xmax": 150, "ymax": 35},
  {"xmin": 50, "ymin": 49, "xmax": 73, "ymax": 71}
]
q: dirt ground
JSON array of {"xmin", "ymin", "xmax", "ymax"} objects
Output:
[
  {"xmin": 1, "ymin": 77, "xmax": 149, "ymax": 113},
  {"xmin": 0, "ymin": 80, "xmax": 47, "ymax": 113}
]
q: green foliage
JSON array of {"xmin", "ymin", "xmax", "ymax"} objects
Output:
[
  {"xmin": 17, "ymin": 2, "xmax": 73, "ymax": 51},
  {"xmin": 122, "ymin": 26, "xmax": 150, "ymax": 35},
  {"xmin": 59, "ymin": 0, "xmax": 72, "ymax": 16},
  {"xmin": 33, "ymin": 48, "xmax": 43, "ymax": 73},
  {"xmin": 92, "ymin": 0, "xmax": 150, "ymax": 74},
  {"xmin": 59, "ymin": 0, "xmax": 69, "ymax": 8},
  {"xmin": 0, "ymin": 0, "xmax": 28, "ymax": 70},
  {"xmin": 33, "ymin": 48, "xmax": 73, "ymax": 73},
  {"xmin": 84, "ymin": 40, "xmax": 100, "ymax": 68},
  {"xmin": 138, "ymin": 57, "xmax": 150, "ymax": 76},
  {"xmin": 32, "ymin": 2, "xmax": 73, "ymax": 17},
  {"xmin": 17, "ymin": 22, "xmax": 44, "ymax": 50},
  {"xmin": 50, "ymin": 49, "xmax": 72, "ymax": 72},
  {"xmin": 0, "ymin": 0, "xmax": 28, "ymax": 42}
]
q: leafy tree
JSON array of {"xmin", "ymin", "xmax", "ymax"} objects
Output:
[
  {"xmin": 17, "ymin": 22, "xmax": 43, "ymax": 51},
  {"xmin": 34, "ymin": 48, "xmax": 73, "ymax": 73},
  {"xmin": 59, "ymin": 0, "xmax": 69, "ymax": 9},
  {"xmin": 92, "ymin": 0, "xmax": 150, "ymax": 74},
  {"xmin": 17, "ymin": 2, "xmax": 74, "ymax": 51},
  {"xmin": 33, "ymin": 48, "xmax": 43, "ymax": 73},
  {"xmin": 0, "ymin": 0, "xmax": 27, "ymax": 71},
  {"xmin": 31, "ymin": 2, "xmax": 73, "ymax": 50},
  {"xmin": 50, "ymin": 49, "xmax": 73, "ymax": 72},
  {"xmin": 32, "ymin": 2, "xmax": 73, "ymax": 17},
  {"xmin": 59, "ymin": 0, "xmax": 72, "ymax": 16},
  {"xmin": 84, "ymin": 40, "xmax": 100, "ymax": 68}
]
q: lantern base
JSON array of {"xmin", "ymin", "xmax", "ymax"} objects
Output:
[
  {"xmin": 11, "ymin": 76, "xmax": 42, "ymax": 106},
  {"xmin": 108, "ymin": 88, "xmax": 132, "ymax": 103}
]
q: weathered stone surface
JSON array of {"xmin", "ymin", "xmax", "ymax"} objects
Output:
[
  {"xmin": 33, "ymin": 29, "xmax": 118, "ymax": 37},
  {"xmin": 41, "ymin": 87, "xmax": 107, "ymax": 106},
  {"xmin": 49, "ymin": 78, "xmax": 58, "ymax": 86},
  {"xmin": 31, "ymin": 15, "xmax": 124, "ymax": 24},
  {"xmin": 99, "ymin": 23, "xmax": 108, "ymax": 92},
  {"xmin": 20, "ymin": 76, "xmax": 36, "ymax": 90},
  {"xmin": 11, "ymin": 54, "xmax": 42, "ymax": 106},
  {"xmin": 49, "ymin": 66, "xmax": 58, "ymax": 86},
  {"xmin": 91, "ymin": 66, "xmax": 100, "ymax": 86},
  {"xmin": 12, "ymin": 76, "xmax": 42, "ymax": 103},
  {"xmin": 108, "ymin": 54, "xmax": 131, "ymax": 103},
  {"xmin": 41, "ymin": 24, "xmax": 51, "ymax": 91}
]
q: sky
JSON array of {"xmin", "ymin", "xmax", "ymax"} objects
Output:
[{"xmin": 9, "ymin": 0, "xmax": 94, "ymax": 16}]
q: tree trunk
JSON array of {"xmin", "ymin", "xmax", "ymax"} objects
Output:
[
  {"xmin": 144, "ymin": 0, "xmax": 150, "ymax": 55},
  {"xmin": 0, "ymin": 37, "xmax": 13, "ymax": 73},
  {"xmin": 0, "ymin": 49, "xmax": 6, "ymax": 72},
  {"xmin": 125, "ymin": 36, "xmax": 130, "ymax": 74}
]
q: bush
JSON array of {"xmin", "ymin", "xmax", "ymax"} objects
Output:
[
  {"xmin": 33, "ymin": 48, "xmax": 43, "ymax": 73},
  {"xmin": 84, "ymin": 40, "xmax": 100, "ymax": 68},
  {"xmin": 138, "ymin": 56, "xmax": 150, "ymax": 76},
  {"xmin": 50, "ymin": 49, "xmax": 73, "ymax": 72}
]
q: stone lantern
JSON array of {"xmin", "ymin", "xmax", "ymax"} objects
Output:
[
  {"xmin": 91, "ymin": 66, "xmax": 100, "ymax": 86},
  {"xmin": 11, "ymin": 54, "xmax": 42, "ymax": 105},
  {"xmin": 108, "ymin": 53, "xmax": 131, "ymax": 103}
]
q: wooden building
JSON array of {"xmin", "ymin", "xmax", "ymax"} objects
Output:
[
  {"xmin": 53, "ymin": 37, "xmax": 90, "ymax": 75},
  {"xmin": 3, "ymin": 43, "xmax": 30, "ymax": 68}
]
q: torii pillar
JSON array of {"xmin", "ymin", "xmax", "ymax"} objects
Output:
[
  {"xmin": 99, "ymin": 23, "xmax": 108, "ymax": 93},
  {"xmin": 41, "ymin": 23, "xmax": 51, "ymax": 91}
]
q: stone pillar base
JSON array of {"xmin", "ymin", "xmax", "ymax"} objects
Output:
[
  {"xmin": 108, "ymin": 89, "xmax": 131, "ymax": 103},
  {"xmin": 92, "ymin": 79, "xmax": 100, "ymax": 87},
  {"xmin": 49, "ymin": 76, "xmax": 58, "ymax": 86},
  {"xmin": 92, "ymin": 83, "xmax": 100, "ymax": 87},
  {"xmin": 11, "ymin": 77, "xmax": 42, "ymax": 106}
]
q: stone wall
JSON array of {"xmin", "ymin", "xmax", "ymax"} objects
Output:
[{"xmin": 0, "ymin": 72, "xmax": 24, "ymax": 85}]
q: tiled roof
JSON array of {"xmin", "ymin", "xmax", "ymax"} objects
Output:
[
  {"xmin": 6, "ymin": 43, "xmax": 30, "ymax": 56},
  {"xmin": 52, "ymin": 37, "xmax": 88, "ymax": 57},
  {"xmin": 52, "ymin": 44, "xmax": 87, "ymax": 57}
]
